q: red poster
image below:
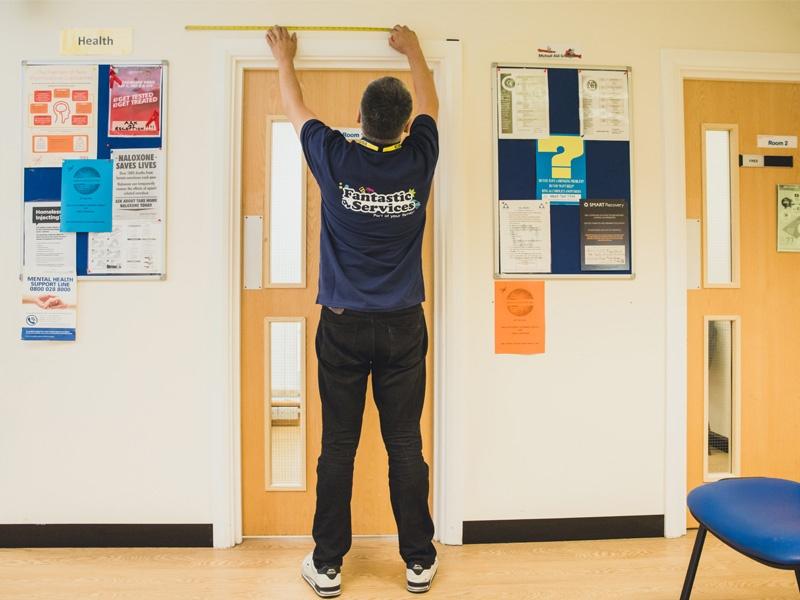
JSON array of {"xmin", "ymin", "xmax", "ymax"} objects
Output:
[{"xmin": 108, "ymin": 65, "xmax": 162, "ymax": 137}]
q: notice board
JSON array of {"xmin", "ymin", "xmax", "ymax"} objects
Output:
[
  {"xmin": 21, "ymin": 61, "xmax": 168, "ymax": 279},
  {"xmin": 493, "ymin": 63, "xmax": 634, "ymax": 278}
]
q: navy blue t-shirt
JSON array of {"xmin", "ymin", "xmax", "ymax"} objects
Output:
[{"xmin": 300, "ymin": 114, "xmax": 438, "ymax": 311}]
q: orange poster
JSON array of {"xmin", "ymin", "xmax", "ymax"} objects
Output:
[{"xmin": 494, "ymin": 280, "xmax": 545, "ymax": 355}]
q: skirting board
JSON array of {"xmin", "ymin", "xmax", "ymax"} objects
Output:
[
  {"xmin": 462, "ymin": 515, "xmax": 665, "ymax": 544},
  {"xmin": 0, "ymin": 524, "xmax": 213, "ymax": 548}
]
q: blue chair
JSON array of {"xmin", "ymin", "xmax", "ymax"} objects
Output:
[{"xmin": 681, "ymin": 477, "xmax": 800, "ymax": 599}]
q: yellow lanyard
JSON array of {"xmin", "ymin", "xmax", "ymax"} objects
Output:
[{"xmin": 355, "ymin": 139, "xmax": 403, "ymax": 153}]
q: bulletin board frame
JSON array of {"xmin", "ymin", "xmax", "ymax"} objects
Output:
[
  {"xmin": 492, "ymin": 62, "xmax": 635, "ymax": 280},
  {"xmin": 20, "ymin": 59, "xmax": 169, "ymax": 281}
]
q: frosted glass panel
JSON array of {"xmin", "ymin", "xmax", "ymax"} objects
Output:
[
  {"xmin": 707, "ymin": 319, "xmax": 734, "ymax": 476},
  {"xmin": 270, "ymin": 321, "xmax": 302, "ymax": 395},
  {"xmin": 267, "ymin": 319, "xmax": 305, "ymax": 489},
  {"xmin": 704, "ymin": 130, "xmax": 733, "ymax": 284},
  {"xmin": 269, "ymin": 121, "xmax": 304, "ymax": 285}
]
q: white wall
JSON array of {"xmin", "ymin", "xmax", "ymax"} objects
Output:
[{"xmin": 2, "ymin": 1, "xmax": 799, "ymax": 535}]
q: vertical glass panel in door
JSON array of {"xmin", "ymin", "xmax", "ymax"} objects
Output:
[
  {"xmin": 707, "ymin": 319, "xmax": 734, "ymax": 476},
  {"xmin": 269, "ymin": 121, "xmax": 305, "ymax": 286},
  {"xmin": 267, "ymin": 319, "xmax": 305, "ymax": 488},
  {"xmin": 704, "ymin": 130, "xmax": 734, "ymax": 285}
]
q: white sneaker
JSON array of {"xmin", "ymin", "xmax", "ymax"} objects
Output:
[
  {"xmin": 301, "ymin": 552, "xmax": 341, "ymax": 598},
  {"xmin": 406, "ymin": 557, "xmax": 438, "ymax": 593}
]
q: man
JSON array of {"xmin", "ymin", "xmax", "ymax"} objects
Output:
[{"xmin": 266, "ymin": 24, "xmax": 439, "ymax": 598}]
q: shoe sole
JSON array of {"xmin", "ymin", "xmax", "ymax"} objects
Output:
[
  {"xmin": 302, "ymin": 571, "xmax": 341, "ymax": 598},
  {"xmin": 406, "ymin": 568, "xmax": 437, "ymax": 593}
]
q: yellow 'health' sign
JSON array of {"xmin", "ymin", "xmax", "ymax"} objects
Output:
[{"xmin": 60, "ymin": 29, "xmax": 133, "ymax": 56}]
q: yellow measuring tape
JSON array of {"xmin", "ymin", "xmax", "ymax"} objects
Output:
[{"xmin": 185, "ymin": 25, "xmax": 392, "ymax": 32}]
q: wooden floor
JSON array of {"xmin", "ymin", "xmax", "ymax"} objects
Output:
[{"xmin": 2, "ymin": 532, "xmax": 798, "ymax": 599}]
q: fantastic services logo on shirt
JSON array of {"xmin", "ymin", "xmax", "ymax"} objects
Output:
[{"xmin": 339, "ymin": 183, "xmax": 421, "ymax": 217}]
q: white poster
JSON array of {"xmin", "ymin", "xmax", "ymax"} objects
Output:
[
  {"xmin": 23, "ymin": 64, "xmax": 98, "ymax": 167},
  {"xmin": 499, "ymin": 200, "xmax": 551, "ymax": 273},
  {"xmin": 777, "ymin": 184, "xmax": 800, "ymax": 253},
  {"xmin": 497, "ymin": 68, "xmax": 550, "ymax": 139},
  {"xmin": 21, "ymin": 271, "xmax": 77, "ymax": 341},
  {"xmin": 579, "ymin": 70, "xmax": 630, "ymax": 141},
  {"xmin": 88, "ymin": 149, "xmax": 165, "ymax": 274},
  {"xmin": 23, "ymin": 201, "xmax": 76, "ymax": 271},
  {"xmin": 88, "ymin": 221, "xmax": 163, "ymax": 274}
]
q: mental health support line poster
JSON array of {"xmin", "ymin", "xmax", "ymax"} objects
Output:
[{"xmin": 21, "ymin": 271, "xmax": 77, "ymax": 341}]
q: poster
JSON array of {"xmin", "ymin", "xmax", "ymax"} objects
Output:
[
  {"xmin": 579, "ymin": 70, "xmax": 630, "ymax": 141},
  {"xmin": 60, "ymin": 159, "xmax": 113, "ymax": 232},
  {"xmin": 499, "ymin": 200, "xmax": 551, "ymax": 273},
  {"xmin": 777, "ymin": 184, "xmax": 800, "ymax": 253},
  {"xmin": 497, "ymin": 68, "xmax": 549, "ymax": 139},
  {"xmin": 88, "ymin": 221, "xmax": 163, "ymax": 274},
  {"xmin": 579, "ymin": 199, "xmax": 631, "ymax": 270},
  {"xmin": 23, "ymin": 64, "xmax": 98, "ymax": 167},
  {"xmin": 87, "ymin": 149, "xmax": 164, "ymax": 274},
  {"xmin": 108, "ymin": 65, "xmax": 162, "ymax": 137},
  {"xmin": 535, "ymin": 135, "xmax": 586, "ymax": 205},
  {"xmin": 24, "ymin": 202, "xmax": 76, "ymax": 271},
  {"xmin": 21, "ymin": 271, "xmax": 77, "ymax": 341},
  {"xmin": 494, "ymin": 280, "xmax": 545, "ymax": 355}
]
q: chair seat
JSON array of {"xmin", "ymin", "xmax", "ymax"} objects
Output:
[{"xmin": 688, "ymin": 477, "xmax": 800, "ymax": 567}]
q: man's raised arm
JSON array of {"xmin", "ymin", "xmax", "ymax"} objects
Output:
[
  {"xmin": 389, "ymin": 25, "xmax": 439, "ymax": 121},
  {"xmin": 266, "ymin": 26, "xmax": 317, "ymax": 135}
]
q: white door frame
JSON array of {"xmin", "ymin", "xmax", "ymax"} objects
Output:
[
  {"xmin": 208, "ymin": 35, "xmax": 464, "ymax": 548},
  {"xmin": 660, "ymin": 48, "xmax": 800, "ymax": 538}
]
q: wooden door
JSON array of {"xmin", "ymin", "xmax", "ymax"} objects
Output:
[
  {"xmin": 685, "ymin": 80, "xmax": 800, "ymax": 526},
  {"xmin": 241, "ymin": 69, "xmax": 435, "ymax": 535}
]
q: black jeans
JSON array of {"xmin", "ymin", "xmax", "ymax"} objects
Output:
[{"xmin": 312, "ymin": 304, "xmax": 436, "ymax": 569}]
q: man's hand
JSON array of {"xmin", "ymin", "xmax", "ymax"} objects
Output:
[
  {"xmin": 389, "ymin": 25, "xmax": 422, "ymax": 57},
  {"xmin": 266, "ymin": 26, "xmax": 297, "ymax": 64},
  {"xmin": 389, "ymin": 25, "xmax": 438, "ymax": 120}
]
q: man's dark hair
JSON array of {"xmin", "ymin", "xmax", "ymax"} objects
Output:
[{"xmin": 360, "ymin": 77, "xmax": 413, "ymax": 142}]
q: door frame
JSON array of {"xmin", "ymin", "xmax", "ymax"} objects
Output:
[
  {"xmin": 209, "ymin": 35, "xmax": 464, "ymax": 548},
  {"xmin": 660, "ymin": 48, "xmax": 800, "ymax": 538}
]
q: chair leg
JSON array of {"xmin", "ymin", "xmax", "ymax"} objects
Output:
[
  {"xmin": 795, "ymin": 569, "xmax": 799, "ymax": 593},
  {"xmin": 680, "ymin": 525, "xmax": 707, "ymax": 600}
]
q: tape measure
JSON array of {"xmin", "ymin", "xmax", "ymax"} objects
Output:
[{"xmin": 185, "ymin": 25, "xmax": 392, "ymax": 32}]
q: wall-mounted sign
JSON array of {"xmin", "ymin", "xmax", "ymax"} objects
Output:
[
  {"xmin": 757, "ymin": 135, "xmax": 797, "ymax": 149},
  {"xmin": 60, "ymin": 28, "xmax": 133, "ymax": 56},
  {"xmin": 739, "ymin": 154, "xmax": 793, "ymax": 168},
  {"xmin": 740, "ymin": 154, "xmax": 765, "ymax": 168},
  {"xmin": 537, "ymin": 44, "xmax": 583, "ymax": 59}
]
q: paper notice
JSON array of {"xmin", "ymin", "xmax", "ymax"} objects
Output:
[
  {"xmin": 21, "ymin": 270, "xmax": 77, "ymax": 341},
  {"xmin": 87, "ymin": 149, "xmax": 165, "ymax": 274},
  {"xmin": 777, "ymin": 184, "xmax": 800, "ymax": 253},
  {"xmin": 498, "ymin": 68, "xmax": 549, "ymax": 139},
  {"xmin": 23, "ymin": 64, "xmax": 98, "ymax": 167},
  {"xmin": 579, "ymin": 199, "xmax": 631, "ymax": 270},
  {"xmin": 494, "ymin": 280, "xmax": 545, "ymax": 355},
  {"xmin": 499, "ymin": 200, "xmax": 551, "ymax": 273},
  {"xmin": 108, "ymin": 65, "xmax": 162, "ymax": 137},
  {"xmin": 579, "ymin": 70, "xmax": 630, "ymax": 141},
  {"xmin": 23, "ymin": 202, "xmax": 76, "ymax": 271}
]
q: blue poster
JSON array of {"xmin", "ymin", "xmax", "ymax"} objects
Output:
[
  {"xmin": 60, "ymin": 159, "xmax": 113, "ymax": 232},
  {"xmin": 535, "ymin": 135, "xmax": 586, "ymax": 205}
]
